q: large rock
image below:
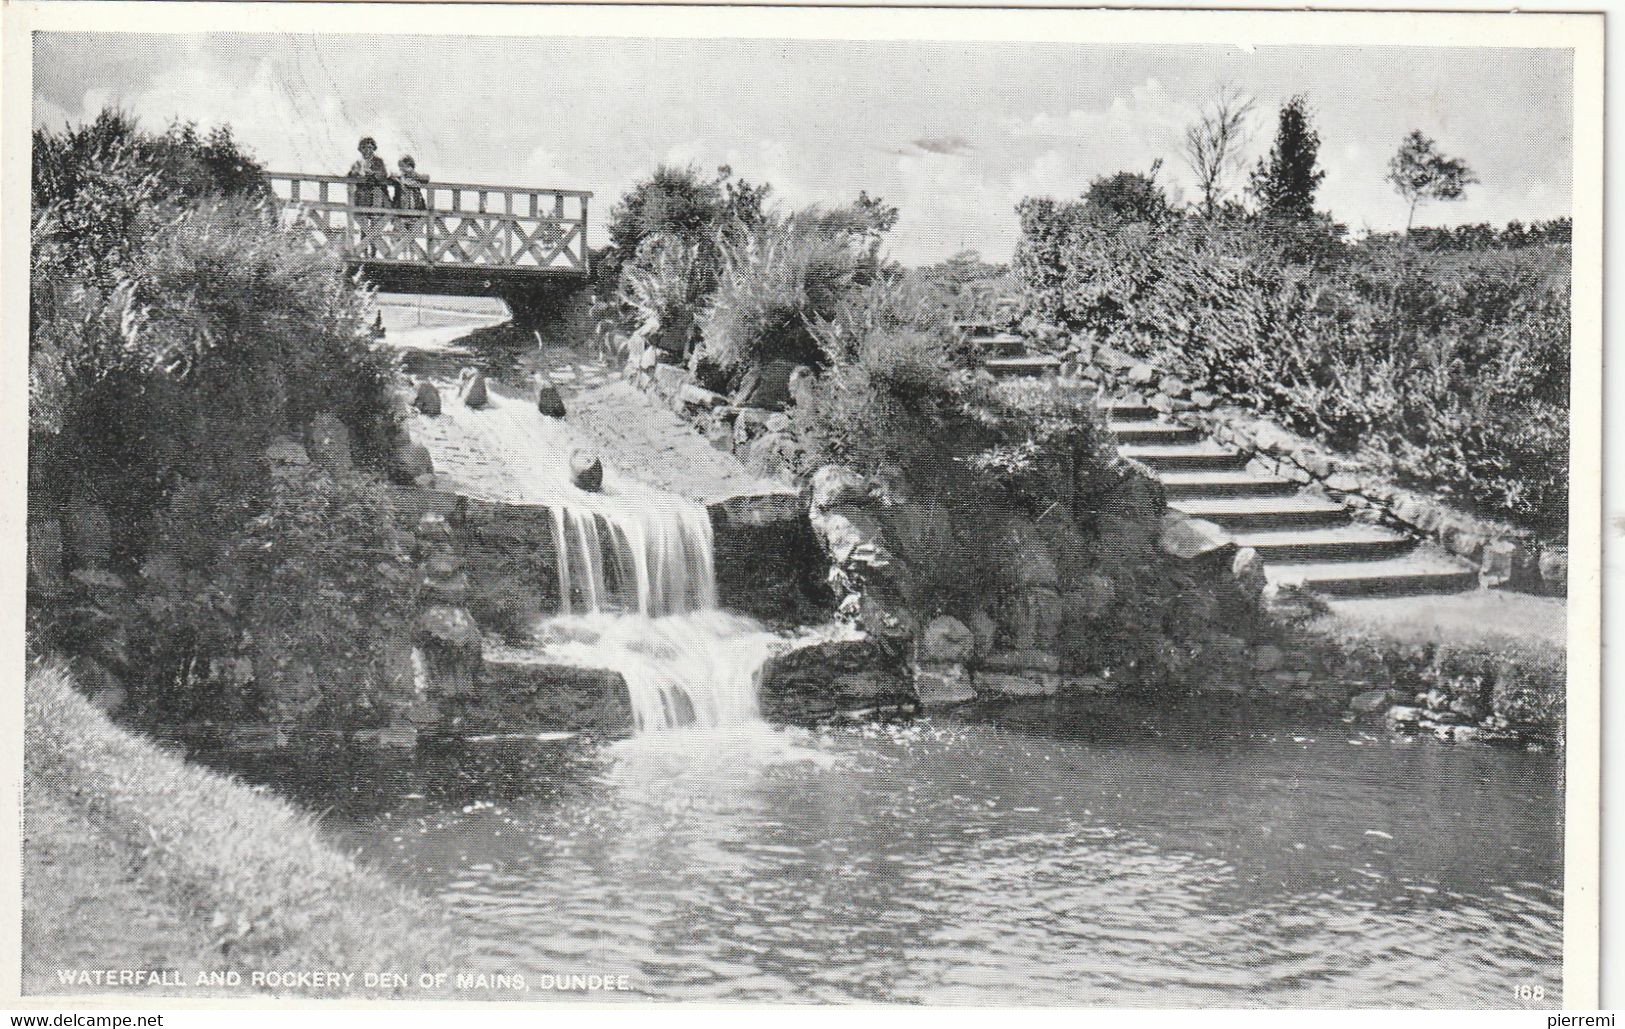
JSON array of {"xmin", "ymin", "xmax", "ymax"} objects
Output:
[
  {"xmin": 414, "ymin": 604, "xmax": 481, "ymax": 652},
  {"xmin": 968, "ymin": 609, "xmax": 998, "ymax": 656},
  {"xmin": 976, "ymin": 671, "xmax": 1060, "ymax": 697},
  {"xmin": 1481, "ymin": 538, "xmax": 1536, "ymax": 589},
  {"xmin": 1158, "ymin": 513, "xmax": 1235, "ymax": 561},
  {"xmin": 307, "ymin": 413, "xmax": 353, "ymax": 474},
  {"xmin": 569, "ymin": 450, "xmax": 604, "ymax": 492},
  {"xmin": 412, "ymin": 605, "xmax": 483, "ymax": 697},
  {"xmin": 1538, "ymin": 547, "xmax": 1568, "ymax": 597},
  {"xmin": 787, "ymin": 365, "xmax": 817, "ymax": 407},
  {"xmin": 733, "ymin": 408, "xmax": 774, "ymax": 449},
  {"xmin": 536, "ymin": 380, "xmax": 566, "ymax": 417},
  {"xmin": 681, "ymin": 382, "xmax": 727, "ymax": 410},
  {"xmin": 1349, "ymin": 689, "xmax": 1392, "ymax": 714},
  {"xmin": 981, "ymin": 649, "xmax": 1062, "ymax": 673},
  {"xmin": 920, "ymin": 615, "xmax": 975, "ymax": 663},
  {"xmin": 810, "ymin": 465, "xmax": 874, "ymax": 514},
  {"xmin": 652, "ymin": 363, "xmax": 692, "ymax": 401},
  {"xmin": 1002, "ymin": 585, "xmax": 1065, "ymax": 650},
  {"xmin": 760, "ymin": 636, "xmax": 914, "ymax": 724},
  {"xmin": 265, "ymin": 436, "xmax": 310, "ymax": 467},
  {"xmin": 412, "ymin": 380, "xmax": 442, "ymax": 416},
  {"xmin": 737, "ymin": 430, "xmax": 801, "ymax": 482},
  {"xmin": 913, "ymin": 662, "xmax": 976, "ymax": 707},
  {"xmin": 1063, "ymin": 574, "xmax": 1116, "ymax": 622},
  {"xmin": 1230, "ymin": 546, "xmax": 1268, "ymax": 600},
  {"xmin": 731, "ymin": 359, "xmax": 800, "ymax": 411},
  {"xmin": 811, "ymin": 507, "xmax": 887, "ymax": 566},
  {"xmin": 389, "ymin": 439, "xmax": 435, "ymax": 486}
]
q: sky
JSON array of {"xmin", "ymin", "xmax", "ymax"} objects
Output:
[{"xmin": 32, "ymin": 32, "xmax": 1574, "ymax": 266}]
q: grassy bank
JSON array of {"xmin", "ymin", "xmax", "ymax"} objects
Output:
[{"xmin": 23, "ymin": 662, "xmax": 464, "ymax": 998}]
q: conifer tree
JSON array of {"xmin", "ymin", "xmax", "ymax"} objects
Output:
[{"xmin": 1249, "ymin": 95, "xmax": 1325, "ymax": 222}]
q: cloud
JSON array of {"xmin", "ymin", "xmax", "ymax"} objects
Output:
[
  {"xmin": 909, "ymin": 136, "xmax": 974, "ymax": 156},
  {"xmin": 1004, "ymin": 77, "xmax": 1203, "ymax": 199}
]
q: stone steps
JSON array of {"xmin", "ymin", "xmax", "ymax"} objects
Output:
[
  {"xmin": 1230, "ymin": 524, "xmax": 1418, "ymax": 562},
  {"xmin": 1108, "ymin": 420, "xmax": 1205, "ymax": 445},
  {"xmin": 968, "ymin": 331, "xmax": 1478, "ymax": 599},
  {"xmin": 1119, "ymin": 441, "xmax": 1251, "ymax": 471},
  {"xmin": 1101, "ymin": 403, "xmax": 1158, "ymax": 422},
  {"xmin": 983, "ymin": 355, "xmax": 1063, "ymax": 378},
  {"xmin": 1099, "ymin": 385, "xmax": 1477, "ymax": 599},
  {"xmin": 1264, "ymin": 553, "xmax": 1483, "ymax": 597},
  {"xmin": 1158, "ymin": 469, "xmax": 1302, "ymax": 499},
  {"xmin": 1170, "ymin": 494, "xmax": 1350, "ymax": 531}
]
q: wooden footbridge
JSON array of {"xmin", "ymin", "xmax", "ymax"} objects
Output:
[{"xmin": 268, "ymin": 172, "xmax": 591, "ymax": 317}]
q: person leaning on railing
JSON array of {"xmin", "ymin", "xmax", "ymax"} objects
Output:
[
  {"xmin": 347, "ymin": 136, "xmax": 395, "ymax": 207},
  {"xmin": 394, "ymin": 155, "xmax": 430, "ymax": 210},
  {"xmin": 347, "ymin": 136, "xmax": 395, "ymax": 256}
]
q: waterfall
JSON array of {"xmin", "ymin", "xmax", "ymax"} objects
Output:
[{"xmin": 451, "ymin": 388, "xmax": 776, "ymax": 733}]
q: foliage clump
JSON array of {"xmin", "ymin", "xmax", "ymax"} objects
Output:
[
  {"xmin": 30, "ymin": 109, "xmax": 409, "ymax": 728},
  {"xmin": 1013, "ymin": 196, "xmax": 1570, "ymax": 541}
]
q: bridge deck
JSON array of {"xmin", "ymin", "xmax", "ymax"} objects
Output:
[{"xmin": 269, "ymin": 172, "xmax": 591, "ymax": 281}]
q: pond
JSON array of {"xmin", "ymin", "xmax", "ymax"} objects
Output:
[{"xmin": 233, "ymin": 697, "xmax": 1564, "ymax": 1007}]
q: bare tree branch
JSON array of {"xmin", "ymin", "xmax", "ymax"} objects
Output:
[{"xmin": 1181, "ymin": 84, "xmax": 1256, "ymax": 218}]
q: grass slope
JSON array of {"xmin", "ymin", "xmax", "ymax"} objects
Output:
[{"xmin": 23, "ymin": 662, "xmax": 465, "ymax": 998}]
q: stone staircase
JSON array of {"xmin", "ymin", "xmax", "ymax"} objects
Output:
[{"xmin": 967, "ymin": 324, "xmax": 1479, "ymax": 599}]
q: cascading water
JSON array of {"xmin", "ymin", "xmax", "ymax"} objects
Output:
[{"xmin": 450, "ymin": 386, "xmax": 780, "ymax": 733}]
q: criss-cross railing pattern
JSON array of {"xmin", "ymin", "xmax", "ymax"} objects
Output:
[{"xmin": 269, "ymin": 173, "xmax": 591, "ymax": 274}]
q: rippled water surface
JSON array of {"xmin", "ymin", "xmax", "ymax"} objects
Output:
[{"xmin": 252, "ymin": 699, "xmax": 1563, "ymax": 1006}]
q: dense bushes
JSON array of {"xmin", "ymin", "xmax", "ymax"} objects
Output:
[
  {"xmin": 700, "ymin": 207, "xmax": 879, "ymax": 373},
  {"xmin": 791, "ymin": 272, "xmax": 1121, "ymax": 621},
  {"xmin": 30, "ymin": 110, "xmax": 407, "ymax": 728},
  {"xmin": 1014, "ymin": 200, "xmax": 1571, "ymax": 540}
]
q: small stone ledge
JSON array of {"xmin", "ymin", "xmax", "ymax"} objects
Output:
[
  {"xmin": 708, "ymin": 491, "xmax": 803, "ymax": 527},
  {"xmin": 759, "ymin": 633, "xmax": 916, "ymax": 725}
]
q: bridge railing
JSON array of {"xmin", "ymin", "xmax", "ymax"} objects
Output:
[{"xmin": 267, "ymin": 172, "xmax": 591, "ymax": 274}]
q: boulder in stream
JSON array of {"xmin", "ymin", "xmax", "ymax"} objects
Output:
[
  {"xmin": 459, "ymin": 367, "xmax": 489, "ymax": 409},
  {"xmin": 570, "ymin": 449, "xmax": 604, "ymax": 492},
  {"xmin": 412, "ymin": 380, "xmax": 442, "ymax": 416},
  {"xmin": 536, "ymin": 380, "xmax": 567, "ymax": 418}
]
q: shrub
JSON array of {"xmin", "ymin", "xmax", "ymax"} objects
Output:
[
  {"xmin": 598, "ymin": 163, "xmax": 738, "ymax": 292},
  {"xmin": 223, "ymin": 462, "xmax": 416, "ymax": 725},
  {"xmin": 1013, "ymin": 198, "xmax": 1571, "ymax": 540},
  {"xmin": 794, "ymin": 307, "xmax": 1117, "ymax": 616},
  {"xmin": 32, "ymin": 110, "xmax": 269, "ymax": 289},
  {"xmin": 698, "ymin": 207, "xmax": 876, "ymax": 374},
  {"xmin": 30, "ymin": 112, "xmax": 406, "ymax": 729}
]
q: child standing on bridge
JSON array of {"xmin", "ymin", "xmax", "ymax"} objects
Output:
[{"xmin": 395, "ymin": 155, "xmax": 429, "ymax": 210}]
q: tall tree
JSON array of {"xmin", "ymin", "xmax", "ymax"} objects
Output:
[
  {"xmin": 1386, "ymin": 130, "xmax": 1478, "ymax": 235},
  {"xmin": 1249, "ymin": 95, "xmax": 1325, "ymax": 222},
  {"xmin": 1182, "ymin": 85, "xmax": 1255, "ymax": 217}
]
